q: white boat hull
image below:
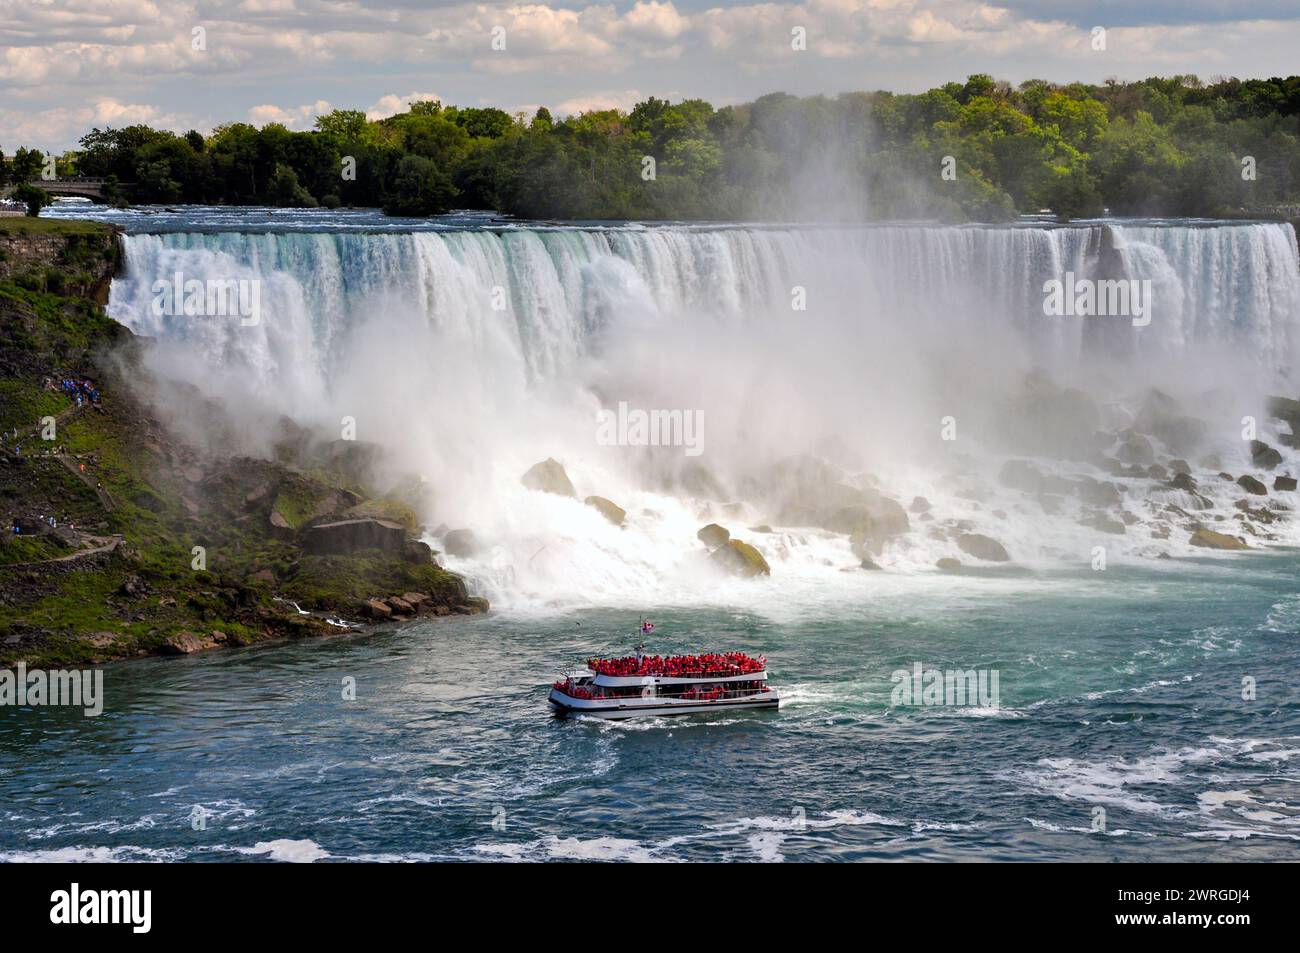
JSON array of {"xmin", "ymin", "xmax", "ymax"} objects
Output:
[{"xmin": 549, "ymin": 688, "xmax": 779, "ymax": 719}]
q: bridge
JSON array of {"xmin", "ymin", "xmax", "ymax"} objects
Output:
[{"xmin": 1, "ymin": 178, "xmax": 127, "ymax": 202}]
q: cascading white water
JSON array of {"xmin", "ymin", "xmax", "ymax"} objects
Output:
[{"xmin": 109, "ymin": 221, "xmax": 1300, "ymax": 610}]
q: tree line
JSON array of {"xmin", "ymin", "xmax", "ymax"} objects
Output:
[{"xmin": 4, "ymin": 74, "xmax": 1299, "ymax": 222}]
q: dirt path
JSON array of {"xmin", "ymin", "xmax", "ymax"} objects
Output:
[
  {"xmin": 0, "ymin": 534, "xmax": 121, "ymax": 569},
  {"xmin": 54, "ymin": 453, "xmax": 117, "ymax": 511}
]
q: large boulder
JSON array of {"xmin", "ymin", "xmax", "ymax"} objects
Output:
[
  {"xmin": 825, "ymin": 496, "xmax": 909, "ymax": 540},
  {"xmin": 697, "ymin": 523, "xmax": 730, "ymax": 549},
  {"xmin": 1189, "ymin": 528, "xmax": 1248, "ymax": 550},
  {"xmin": 1250, "ymin": 440, "xmax": 1283, "ymax": 470},
  {"xmin": 1266, "ymin": 395, "xmax": 1300, "ymax": 430},
  {"xmin": 1134, "ymin": 390, "xmax": 1208, "ymax": 454},
  {"xmin": 1236, "ymin": 475, "xmax": 1268, "ymax": 496},
  {"xmin": 995, "ymin": 372, "xmax": 1101, "ymax": 460},
  {"xmin": 1081, "ymin": 512, "xmax": 1126, "ymax": 534},
  {"xmin": 936, "ymin": 557, "xmax": 962, "ymax": 572},
  {"xmin": 585, "ymin": 496, "xmax": 626, "ymax": 526},
  {"xmin": 956, "ymin": 533, "xmax": 1010, "ymax": 562},
  {"xmin": 1274, "ymin": 475, "xmax": 1297, "ymax": 492},
  {"xmin": 1074, "ymin": 476, "xmax": 1121, "ymax": 506},
  {"xmin": 442, "ymin": 528, "xmax": 480, "ymax": 558},
  {"xmin": 711, "ymin": 539, "xmax": 771, "ymax": 578},
  {"xmin": 998, "ymin": 459, "xmax": 1073, "ymax": 495},
  {"xmin": 159, "ymin": 631, "xmax": 220, "ymax": 655},
  {"xmin": 362, "ymin": 598, "xmax": 392, "ymax": 619},
  {"xmin": 1116, "ymin": 433, "xmax": 1155, "ymax": 466},
  {"xmin": 521, "ymin": 458, "xmax": 576, "ymax": 497},
  {"xmin": 302, "ymin": 518, "xmax": 406, "ymax": 555}
]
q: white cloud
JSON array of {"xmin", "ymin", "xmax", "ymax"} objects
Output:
[
  {"xmin": 366, "ymin": 91, "xmax": 444, "ymax": 120},
  {"xmin": 554, "ymin": 89, "xmax": 647, "ymax": 115},
  {"xmin": 247, "ymin": 99, "xmax": 333, "ymax": 129}
]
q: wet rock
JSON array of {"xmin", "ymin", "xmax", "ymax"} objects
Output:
[
  {"xmin": 910, "ymin": 496, "xmax": 932, "ymax": 514},
  {"xmin": 936, "ymin": 557, "xmax": 962, "ymax": 572},
  {"xmin": 1274, "ymin": 475, "xmax": 1297, "ymax": 492},
  {"xmin": 1168, "ymin": 459, "xmax": 1191, "ymax": 475},
  {"xmin": 1267, "ymin": 394, "xmax": 1300, "ymax": 428},
  {"xmin": 711, "ymin": 539, "xmax": 771, "ymax": 577},
  {"xmin": 697, "ymin": 523, "xmax": 730, "ymax": 549},
  {"xmin": 1081, "ymin": 512, "xmax": 1126, "ymax": 534},
  {"xmin": 1135, "ymin": 390, "xmax": 1207, "ymax": 453},
  {"xmin": 956, "ymin": 533, "xmax": 1010, "ymax": 562},
  {"xmin": 403, "ymin": 539, "xmax": 434, "ymax": 564},
  {"xmin": 1147, "ymin": 463, "xmax": 1168, "ymax": 481},
  {"xmin": 159, "ymin": 630, "xmax": 219, "ymax": 655},
  {"xmin": 1234, "ymin": 500, "xmax": 1276, "ymax": 524},
  {"xmin": 386, "ymin": 596, "xmax": 414, "ymax": 615},
  {"xmin": 1116, "ymin": 433, "xmax": 1155, "ymax": 466},
  {"xmin": 1167, "ymin": 471, "xmax": 1197, "ymax": 492},
  {"xmin": 997, "ymin": 372, "xmax": 1102, "ymax": 460},
  {"xmin": 585, "ymin": 495, "xmax": 626, "ymax": 526},
  {"xmin": 749, "ymin": 524, "xmax": 774, "ymax": 534},
  {"xmin": 1189, "ymin": 528, "xmax": 1248, "ymax": 550},
  {"xmin": 521, "ymin": 457, "xmax": 576, "ymax": 497},
  {"xmin": 1250, "ymin": 440, "xmax": 1283, "ymax": 470},
  {"xmin": 269, "ymin": 509, "xmax": 294, "ymax": 539},
  {"xmin": 442, "ymin": 528, "xmax": 480, "ymax": 558},
  {"xmin": 1236, "ymin": 475, "xmax": 1268, "ymax": 496},
  {"xmin": 859, "ymin": 556, "xmax": 883, "ymax": 570},
  {"xmin": 362, "ymin": 598, "xmax": 392, "ymax": 619},
  {"xmin": 1075, "ymin": 476, "xmax": 1121, "ymax": 506},
  {"xmin": 302, "ymin": 518, "xmax": 407, "ymax": 555},
  {"xmin": 825, "ymin": 497, "xmax": 910, "ymax": 541},
  {"xmin": 999, "ymin": 459, "xmax": 1073, "ymax": 495}
]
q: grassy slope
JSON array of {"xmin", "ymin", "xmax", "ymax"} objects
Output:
[{"xmin": 0, "ymin": 217, "xmax": 115, "ymax": 236}]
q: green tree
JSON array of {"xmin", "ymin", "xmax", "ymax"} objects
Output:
[{"xmin": 12, "ymin": 183, "xmax": 50, "ymax": 216}]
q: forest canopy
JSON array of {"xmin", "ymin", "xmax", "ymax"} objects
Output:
[{"xmin": 6, "ymin": 74, "xmax": 1300, "ymax": 222}]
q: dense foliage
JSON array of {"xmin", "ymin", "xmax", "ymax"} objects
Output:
[{"xmin": 6, "ymin": 75, "xmax": 1300, "ymax": 221}]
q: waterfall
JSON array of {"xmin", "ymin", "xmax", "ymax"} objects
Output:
[{"xmin": 108, "ymin": 221, "xmax": 1300, "ymax": 608}]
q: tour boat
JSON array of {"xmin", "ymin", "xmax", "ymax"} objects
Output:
[{"xmin": 549, "ymin": 650, "xmax": 779, "ymax": 719}]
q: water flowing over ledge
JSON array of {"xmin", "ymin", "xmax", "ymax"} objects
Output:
[{"xmin": 105, "ymin": 219, "xmax": 1300, "ymax": 609}]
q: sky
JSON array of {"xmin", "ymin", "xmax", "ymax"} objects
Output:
[{"xmin": 3, "ymin": 0, "xmax": 1300, "ymax": 152}]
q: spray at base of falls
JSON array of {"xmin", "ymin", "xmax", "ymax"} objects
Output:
[{"xmin": 107, "ymin": 221, "xmax": 1300, "ymax": 611}]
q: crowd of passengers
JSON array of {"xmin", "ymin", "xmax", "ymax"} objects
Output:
[{"xmin": 586, "ymin": 651, "xmax": 765, "ymax": 678}]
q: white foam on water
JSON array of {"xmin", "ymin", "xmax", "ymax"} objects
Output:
[
  {"xmin": 0, "ymin": 845, "xmax": 187, "ymax": 862},
  {"xmin": 234, "ymin": 838, "xmax": 330, "ymax": 863}
]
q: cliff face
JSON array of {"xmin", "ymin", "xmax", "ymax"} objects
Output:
[
  {"xmin": 0, "ymin": 218, "xmax": 484, "ymax": 668},
  {"xmin": 0, "ymin": 218, "xmax": 121, "ymax": 303}
]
